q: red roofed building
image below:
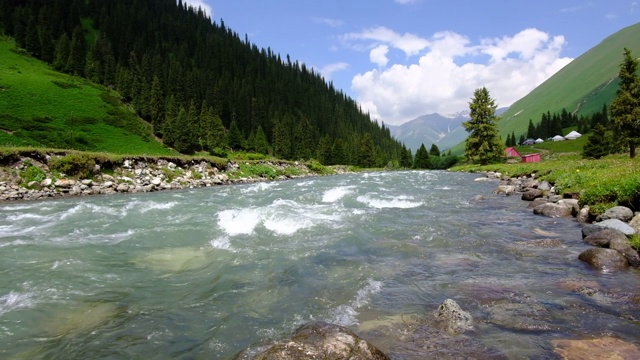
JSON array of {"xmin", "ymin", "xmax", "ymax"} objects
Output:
[{"xmin": 505, "ymin": 147, "xmax": 521, "ymax": 158}]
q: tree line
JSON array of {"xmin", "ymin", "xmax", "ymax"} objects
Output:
[{"xmin": 0, "ymin": 0, "xmax": 406, "ymax": 167}]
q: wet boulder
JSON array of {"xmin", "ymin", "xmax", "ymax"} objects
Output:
[
  {"xmin": 434, "ymin": 299, "xmax": 473, "ymax": 335},
  {"xmin": 527, "ymin": 197, "xmax": 548, "ymax": 209},
  {"xmin": 533, "ymin": 202, "xmax": 572, "ymax": 218},
  {"xmin": 582, "ymin": 220, "xmax": 636, "ymax": 238},
  {"xmin": 576, "ymin": 206, "xmax": 590, "ymax": 223},
  {"xmin": 610, "ymin": 237, "xmax": 640, "ymax": 267},
  {"xmin": 630, "ymin": 213, "xmax": 640, "ymax": 234},
  {"xmin": 578, "ymin": 248, "xmax": 629, "ymax": 271},
  {"xmin": 595, "ymin": 205, "xmax": 634, "ymax": 222},
  {"xmin": 235, "ymin": 321, "xmax": 390, "ymax": 360},
  {"xmin": 521, "ymin": 189, "xmax": 543, "ymax": 201},
  {"xmin": 494, "ymin": 185, "xmax": 516, "ymax": 196},
  {"xmin": 583, "ymin": 228, "xmax": 627, "ymax": 247}
]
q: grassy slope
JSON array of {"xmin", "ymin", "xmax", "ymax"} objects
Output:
[
  {"xmin": 0, "ymin": 37, "xmax": 176, "ymax": 155},
  {"xmin": 498, "ymin": 22, "xmax": 640, "ymax": 136}
]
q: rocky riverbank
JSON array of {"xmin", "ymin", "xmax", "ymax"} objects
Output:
[
  {"xmin": 476, "ymin": 171, "xmax": 640, "ymax": 270},
  {"xmin": 0, "ymin": 151, "xmax": 346, "ymax": 202}
]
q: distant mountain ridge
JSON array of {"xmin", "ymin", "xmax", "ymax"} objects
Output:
[{"xmin": 390, "ymin": 108, "xmax": 508, "ymax": 152}]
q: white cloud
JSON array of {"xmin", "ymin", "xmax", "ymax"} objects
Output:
[
  {"xmin": 370, "ymin": 45, "xmax": 390, "ymax": 67},
  {"xmin": 182, "ymin": 0, "xmax": 212, "ymax": 16},
  {"xmin": 349, "ymin": 28, "xmax": 573, "ymax": 125},
  {"xmin": 341, "ymin": 26, "xmax": 429, "ymax": 56},
  {"xmin": 318, "ymin": 62, "xmax": 350, "ymax": 80}
]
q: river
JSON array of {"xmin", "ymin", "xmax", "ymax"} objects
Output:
[{"xmin": 1, "ymin": 170, "xmax": 639, "ymax": 359}]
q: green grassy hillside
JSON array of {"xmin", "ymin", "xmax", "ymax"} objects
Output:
[
  {"xmin": 0, "ymin": 37, "xmax": 176, "ymax": 155},
  {"xmin": 498, "ymin": 22, "xmax": 640, "ymax": 137}
]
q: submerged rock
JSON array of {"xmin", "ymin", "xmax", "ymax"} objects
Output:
[
  {"xmin": 235, "ymin": 321, "xmax": 389, "ymax": 360},
  {"xmin": 583, "ymin": 228, "xmax": 627, "ymax": 247},
  {"xmin": 578, "ymin": 248, "xmax": 629, "ymax": 271},
  {"xmin": 433, "ymin": 299, "xmax": 473, "ymax": 335},
  {"xmin": 552, "ymin": 336, "xmax": 640, "ymax": 359}
]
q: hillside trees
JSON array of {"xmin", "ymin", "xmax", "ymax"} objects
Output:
[
  {"xmin": 2, "ymin": 0, "xmax": 403, "ymax": 166},
  {"xmin": 463, "ymin": 87, "xmax": 504, "ymax": 165},
  {"xmin": 413, "ymin": 144, "xmax": 430, "ymax": 169},
  {"xmin": 610, "ymin": 47, "xmax": 640, "ymax": 158}
]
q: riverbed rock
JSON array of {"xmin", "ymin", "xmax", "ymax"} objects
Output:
[
  {"xmin": 596, "ymin": 206, "xmax": 634, "ymax": 222},
  {"xmin": 595, "ymin": 219, "xmax": 637, "ymax": 236},
  {"xmin": 527, "ymin": 197, "xmax": 548, "ymax": 209},
  {"xmin": 537, "ymin": 181, "xmax": 552, "ymax": 191},
  {"xmin": 552, "ymin": 336, "xmax": 640, "ymax": 360},
  {"xmin": 583, "ymin": 228, "xmax": 626, "ymax": 247},
  {"xmin": 610, "ymin": 237, "xmax": 640, "ymax": 267},
  {"xmin": 558, "ymin": 199, "xmax": 580, "ymax": 215},
  {"xmin": 235, "ymin": 321, "xmax": 389, "ymax": 360},
  {"xmin": 533, "ymin": 202, "xmax": 572, "ymax": 218},
  {"xmin": 495, "ymin": 185, "xmax": 516, "ymax": 195},
  {"xmin": 433, "ymin": 299, "xmax": 473, "ymax": 335},
  {"xmin": 578, "ymin": 248, "xmax": 629, "ymax": 270},
  {"xmin": 576, "ymin": 206, "xmax": 590, "ymax": 223},
  {"xmin": 629, "ymin": 213, "xmax": 640, "ymax": 234},
  {"xmin": 521, "ymin": 189, "xmax": 543, "ymax": 201}
]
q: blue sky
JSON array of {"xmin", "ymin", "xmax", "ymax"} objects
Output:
[{"xmin": 183, "ymin": 0, "xmax": 639, "ymax": 125}]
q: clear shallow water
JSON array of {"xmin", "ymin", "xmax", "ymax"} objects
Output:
[{"xmin": 1, "ymin": 171, "xmax": 639, "ymax": 359}]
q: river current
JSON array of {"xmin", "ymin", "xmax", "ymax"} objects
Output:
[{"xmin": 1, "ymin": 171, "xmax": 639, "ymax": 359}]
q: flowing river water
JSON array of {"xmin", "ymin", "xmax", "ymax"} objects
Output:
[{"xmin": 1, "ymin": 171, "xmax": 639, "ymax": 359}]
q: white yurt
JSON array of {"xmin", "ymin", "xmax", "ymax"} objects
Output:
[
  {"xmin": 564, "ymin": 130, "xmax": 582, "ymax": 140},
  {"xmin": 552, "ymin": 135, "xmax": 565, "ymax": 141},
  {"xmin": 535, "ymin": 138, "xmax": 544, "ymax": 143}
]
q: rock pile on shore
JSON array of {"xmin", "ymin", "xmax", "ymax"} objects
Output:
[
  {"xmin": 0, "ymin": 154, "xmax": 317, "ymax": 202},
  {"xmin": 479, "ymin": 171, "xmax": 640, "ymax": 271}
]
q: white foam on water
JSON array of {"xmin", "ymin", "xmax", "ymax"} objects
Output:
[
  {"xmin": 6, "ymin": 213, "xmax": 51, "ymax": 222},
  {"xmin": 241, "ymin": 182, "xmax": 277, "ymax": 193},
  {"xmin": 328, "ymin": 279, "xmax": 383, "ymax": 326},
  {"xmin": 0, "ymin": 291, "xmax": 35, "ymax": 316},
  {"xmin": 217, "ymin": 208, "xmax": 262, "ymax": 236},
  {"xmin": 50, "ymin": 229, "xmax": 136, "ymax": 245},
  {"xmin": 322, "ymin": 186, "xmax": 354, "ymax": 203},
  {"xmin": 264, "ymin": 215, "xmax": 312, "ymax": 236},
  {"xmin": 60, "ymin": 203, "xmax": 123, "ymax": 220},
  {"xmin": 209, "ymin": 236, "xmax": 232, "ymax": 251},
  {"xmin": 121, "ymin": 200, "xmax": 178, "ymax": 213},
  {"xmin": 295, "ymin": 180, "xmax": 315, "ymax": 187},
  {"xmin": 356, "ymin": 195, "xmax": 422, "ymax": 209}
]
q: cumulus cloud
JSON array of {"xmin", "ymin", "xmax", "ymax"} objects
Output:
[
  {"xmin": 182, "ymin": 0, "xmax": 212, "ymax": 16},
  {"xmin": 370, "ymin": 45, "xmax": 390, "ymax": 67},
  {"xmin": 349, "ymin": 28, "xmax": 573, "ymax": 125}
]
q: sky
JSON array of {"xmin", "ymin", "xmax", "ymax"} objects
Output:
[{"xmin": 183, "ymin": 0, "xmax": 640, "ymax": 125}]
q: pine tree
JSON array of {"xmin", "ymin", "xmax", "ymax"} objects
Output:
[
  {"xmin": 357, "ymin": 133, "xmax": 376, "ymax": 168},
  {"xmin": 399, "ymin": 146, "xmax": 412, "ymax": 168},
  {"xmin": 610, "ymin": 47, "xmax": 640, "ymax": 158},
  {"xmin": 526, "ymin": 119, "xmax": 536, "ymax": 139},
  {"xmin": 429, "ymin": 143, "xmax": 440, "ymax": 157},
  {"xmin": 413, "ymin": 144, "xmax": 430, "ymax": 169},
  {"xmin": 226, "ymin": 120, "xmax": 244, "ymax": 151},
  {"xmin": 67, "ymin": 26, "xmax": 86, "ymax": 75},
  {"xmin": 252, "ymin": 126, "xmax": 270, "ymax": 154},
  {"xmin": 317, "ymin": 135, "xmax": 333, "ymax": 165},
  {"xmin": 52, "ymin": 33, "xmax": 70, "ymax": 71},
  {"xmin": 331, "ymin": 138, "xmax": 347, "ymax": 165},
  {"xmin": 463, "ymin": 87, "xmax": 504, "ymax": 165},
  {"xmin": 149, "ymin": 75, "xmax": 165, "ymax": 130},
  {"xmin": 25, "ymin": 16, "xmax": 39, "ymax": 56},
  {"xmin": 582, "ymin": 124, "xmax": 611, "ymax": 159}
]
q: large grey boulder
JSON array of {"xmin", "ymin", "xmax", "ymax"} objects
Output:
[
  {"xmin": 235, "ymin": 321, "xmax": 389, "ymax": 360},
  {"xmin": 495, "ymin": 185, "xmax": 516, "ymax": 196},
  {"xmin": 629, "ymin": 213, "xmax": 640, "ymax": 234},
  {"xmin": 582, "ymin": 220, "xmax": 637, "ymax": 238},
  {"xmin": 434, "ymin": 299, "xmax": 473, "ymax": 335},
  {"xmin": 527, "ymin": 197, "xmax": 548, "ymax": 209},
  {"xmin": 610, "ymin": 237, "xmax": 640, "ymax": 267},
  {"xmin": 533, "ymin": 202, "xmax": 572, "ymax": 218},
  {"xmin": 578, "ymin": 248, "xmax": 629, "ymax": 270},
  {"xmin": 596, "ymin": 206, "xmax": 634, "ymax": 222}
]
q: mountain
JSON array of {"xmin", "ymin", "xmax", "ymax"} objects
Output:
[
  {"xmin": 388, "ymin": 111, "xmax": 469, "ymax": 152},
  {"xmin": 497, "ymin": 22, "xmax": 640, "ymax": 139},
  {"xmin": 0, "ymin": 0, "xmax": 403, "ymax": 167},
  {"xmin": 391, "ymin": 108, "xmax": 508, "ymax": 152}
]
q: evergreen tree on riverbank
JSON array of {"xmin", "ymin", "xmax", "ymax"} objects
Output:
[
  {"xmin": 463, "ymin": 87, "xmax": 504, "ymax": 165},
  {"xmin": 610, "ymin": 47, "xmax": 640, "ymax": 158}
]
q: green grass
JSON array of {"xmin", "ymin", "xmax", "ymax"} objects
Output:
[
  {"xmin": 0, "ymin": 36, "xmax": 176, "ymax": 155},
  {"xmin": 451, "ymin": 155, "xmax": 640, "ymax": 215}
]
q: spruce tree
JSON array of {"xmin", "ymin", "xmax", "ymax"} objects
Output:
[
  {"xmin": 226, "ymin": 120, "xmax": 244, "ymax": 151},
  {"xmin": 526, "ymin": 119, "xmax": 536, "ymax": 139},
  {"xmin": 463, "ymin": 87, "xmax": 504, "ymax": 165},
  {"xmin": 582, "ymin": 124, "xmax": 611, "ymax": 159},
  {"xmin": 25, "ymin": 16, "xmax": 39, "ymax": 56},
  {"xmin": 413, "ymin": 144, "xmax": 430, "ymax": 169},
  {"xmin": 273, "ymin": 116, "xmax": 292, "ymax": 159},
  {"xmin": 67, "ymin": 26, "xmax": 86, "ymax": 75},
  {"xmin": 399, "ymin": 145, "xmax": 412, "ymax": 168},
  {"xmin": 357, "ymin": 133, "xmax": 376, "ymax": 168},
  {"xmin": 52, "ymin": 33, "xmax": 70, "ymax": 71},
  {"xmin": 252, "ymin": 126, "xmax": 270, "ymax": 155},
  {"xmin": 610, "ymin": 47, "xmax": 640, "ymax": 158},
  {"xmin": 429, "ymin": 143, "xmax": 440, "ymax": 157}
]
